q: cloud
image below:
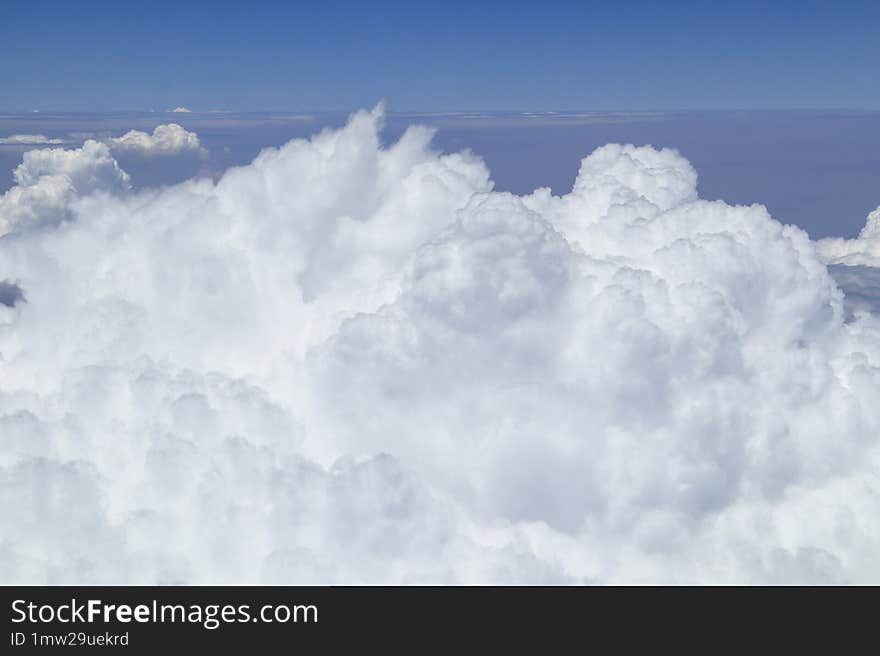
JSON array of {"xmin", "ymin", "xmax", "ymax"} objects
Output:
[
  {"xmin": 0, "ymin": 134, "xmax": 65, "ymax": 146},
  {"xmin": 171, "ymin": 107, "xmax": 192, "ymax": 113},
  {"xmin": 1, "ymin": 107, "xmax": 879, "ymax": 583},
  {"xmin": 817, "ymin": 207, "xmax": 880, "ymax": 267},
  {"xmin": 0, "ymin": 140, "xmax": 129, "ymax": 235},
  {"xmin": 107, "ymin": 123, "xmax": 202, "ymax": 156}
]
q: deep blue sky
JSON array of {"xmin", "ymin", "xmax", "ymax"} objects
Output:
[{"xmin": 3, "ymin": 0, "xmax": 879, "ymax": 111}]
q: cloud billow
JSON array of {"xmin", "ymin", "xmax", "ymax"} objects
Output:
[
  {"xmin": 818, "ymin": 207, "xmax": 880, "ymax": 267},
  {"xmin": 0, "ymin": 140, "xmax": 129, "ymax": 234},
  {"xmin": 107, "ymin": 123, "xmax": 202, "ymax": 156},
  {"xmin": 0, "ymin": 106, "xmax": 879, "ymax": 584}
]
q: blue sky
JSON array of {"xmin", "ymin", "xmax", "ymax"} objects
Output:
[
  {"xmin": 4, "ymin": 0, "xmax": 879, "ymax": 111},
  {"xmin": 3, "ymin": 109, "xmax": 878, "ymax": 238}
]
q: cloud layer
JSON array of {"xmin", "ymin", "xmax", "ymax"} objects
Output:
[
  {"xmin": 0, "ymin": 134, "xmax": 64, "ymax": 146},
  {"xmin": 1, "ymin": 107, "xmax": 879, "ymax": 583}
]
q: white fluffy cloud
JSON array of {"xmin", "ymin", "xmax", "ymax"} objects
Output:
[
  {"xmin": 817, "ymin": 207, "xmax": 880, "ymax": 267},
  {"xmin": 107, "ymin": 123, "xmax": 202, "ymax": 155},
  {"xmin": 0, "ymin": 134, "xmax": 64, "ymax": 146},
  {"xmin": 171, "ymin": 107, "xmax": 192, "ymax": 113},
  {"xmin": 0, "ymin": 140, "xmax": 129, "ymax": 235},
  {"xmin": 829, "ymin": 264, "xmax": 880, "ymax": 318},
  {"xmin": 1, "ymin": 107, "xmax": 879, "ymax": 583}
]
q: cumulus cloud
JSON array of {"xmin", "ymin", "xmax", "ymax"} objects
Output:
[
  {"xmin": 0, "ymin": 140, "xmax": 129, "ymax": 235},
  {"xmin": 0, "ymin": 134, "xmax": 64, "ymax": 146},
  {"xmin": 1, "ymin": 106, "xmax": 879, "ymax": 584},
  {"xmin": 171, "ymin": 107, "xmax": 192, "ymax": 113},
  {"xmin": 107, "ymin": 123, "xmax": 202, "ymax": 156},
  {"xmin": 817, "ymin": 207, "xmax": 880, "ymax": 267},
  {"xmin": 0, "ymin": 280, "xmax": 24, "ymax": 307}
]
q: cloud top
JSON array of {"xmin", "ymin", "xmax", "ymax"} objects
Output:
[
  {"xmin": 0, "ymin": 140, "xmax": 129, "ymax": 234},
  {"xmin": 107, "ymin": 123, "xmax": 201, "ymax": 155},
  {"xmin": 1, "ymin": 107, "xmax": 879, "ymax": 584},
  {"xmin": 0, "ymin": 134, "xmax": 65, "ymax": 146}
]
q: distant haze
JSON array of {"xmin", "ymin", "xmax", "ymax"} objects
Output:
[{"xmin": 1, "ymin": 109, "xmax": 878, "ymax": 238}]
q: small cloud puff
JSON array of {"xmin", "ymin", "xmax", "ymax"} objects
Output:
[
  {"xmin": 107, "ymin": 123, "xmax": 202, "ymax": 156},
  {"xmin": 171, "ymin": 107, "xmax": 192, "ymax": 113}
]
